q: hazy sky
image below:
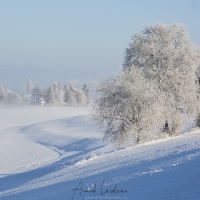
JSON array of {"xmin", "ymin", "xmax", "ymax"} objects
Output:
[{"xmin": 0, "ymin": 0, "xmax": 200, "ymax": 87}]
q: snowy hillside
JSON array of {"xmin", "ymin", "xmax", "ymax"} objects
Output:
[{"xmin": 0, "ymin": 106, "xmax": 200, "ymax": 200}]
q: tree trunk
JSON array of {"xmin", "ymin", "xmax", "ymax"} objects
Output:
[
  {"xmin": 135, "ymin": 130, "xmax": 140, "ymax": 144},
  {"xmin": 196, "ymin": 112, "xmax": 200, "ymax": 128},
  {"xmin": 163, "ymin": 120, "xmax": 170, "ymax": 134}
]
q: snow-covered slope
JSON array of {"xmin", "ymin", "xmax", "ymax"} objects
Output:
[{"xmin": 0, "ymin": 106, "xmax": 200, "ymax": 200}]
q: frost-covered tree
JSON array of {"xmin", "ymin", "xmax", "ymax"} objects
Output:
[
  {"xmin": 26, "ymin": 78, "xmax": 33, "ymax": 95},
  {"xmin": 32, "ymin": 84, "xmax": 44, "ymax": 98},
  {"xmin": 74, "ymin": 87, "xmax": 87, "ymax": 106},
  {"xmin": 82, "ymin": 83, "xmax": 89, "ymax": 104},
  {"xmin": 63, "ymin": 83, "xmax": 88, "ymax": 107},
  {"xmin": 46, "ymin": 82, "xmax": 64, "ymax": 106},
  {"xmin": 123, "ymin": 23, "xmax": 200, "ymax": 135},
  {"xmin": 0, "ymin": 84, "xmax": 6, "ymax": 102},
  {"xmin": 45, "ymin": 85, "xmax": 54, "ymax": 104},
  {"xmin": 93, "ymin": 68, "xmax": 163, "ymax": 146},
  {"xmin": 52, "ymin": 82, "xmax": 65, "ymax": 105},
  {"xmin": 63, "ymin": 84, "xmax": 77, "ymax": 106},
  {"xmin": 0, "ymin": 84, "xmax": 26, "ymax": 105},
  {"xmin": 6, "ymin": 92, "xmax": 23, "ymax": 105}
]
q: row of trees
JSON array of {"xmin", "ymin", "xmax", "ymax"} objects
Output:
[
  {"xmin": 93, "ymin": 23, "xmax": 200, "ymax": 147},
  {"xmin": 0, "ymin": 80, "xmax": 90, "ymax": 107},
  {"xmin": 28, "ymin": 80, "xmax": 89, "ymax": 107}
]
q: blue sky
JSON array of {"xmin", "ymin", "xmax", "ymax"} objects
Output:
[{"xmin": 0, "ymin": 0, "xmax": 200, "ymax": 88}]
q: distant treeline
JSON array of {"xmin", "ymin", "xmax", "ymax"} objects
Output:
[{"xmin": 0, "ymin": 80, "xmax": 90, "ymax": 107}]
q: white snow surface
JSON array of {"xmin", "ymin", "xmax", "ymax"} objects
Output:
[{"xmin": 0, "ymin": 106, "xmax": 200, "ymax": 200}]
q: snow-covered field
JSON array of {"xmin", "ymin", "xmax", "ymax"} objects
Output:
[{"xmin": 0, "ymin": 106, "xmax": 200, "ymax": 200}]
